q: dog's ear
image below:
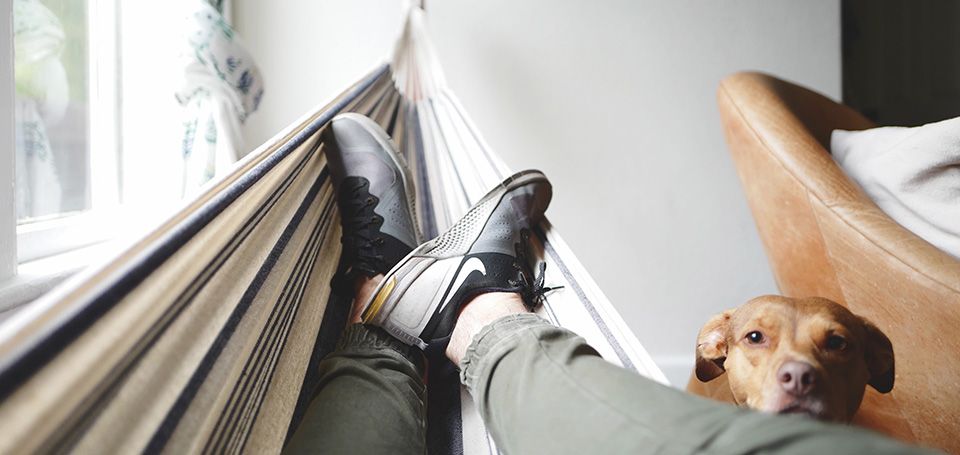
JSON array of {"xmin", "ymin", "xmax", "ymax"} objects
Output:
[
  {"xmin": 861, "ymin": 317, "xmax": 895, "ymax": 393},
  {"xmin": 696, "ymin": 310, "xmax": 733, "ymax": 382}
]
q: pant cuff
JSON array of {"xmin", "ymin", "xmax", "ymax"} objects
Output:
[
  {"xmin": 337, "ymin": 323, "xmax": 426, "ymax": 373},
  {"xmin": 459, "ymin": 313, "xmax": 551, "ymax": 395}
]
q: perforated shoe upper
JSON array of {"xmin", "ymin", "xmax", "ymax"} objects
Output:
[{"xmin": 361, "ymin": 170, "xmax": 559, "ymax": 349}]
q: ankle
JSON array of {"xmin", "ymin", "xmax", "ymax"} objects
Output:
[
  {"xmin": 351, "ymin": 274, "xmax": 384, "ymax": 323},
  {"xmin": 445, "ymin": 292, "xmax": 528, "ymax": 365}
]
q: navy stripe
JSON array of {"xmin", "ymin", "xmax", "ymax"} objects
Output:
[
  {"xmin": 369, "ymin": 84, "xmax": 397, "ymax": 125},
  {"xmin": 386, "ymin": 95, "xmax": 401, "ymax": 136},
  {"xmin": 144, "ymin": 170, "xmax": 330, "ymax": 454},
  {"xmin": 348, "ymin": 71, "xmax": 391, "ymax": 116},
  {"xmin": 47, "ymin": 142, "xmax": 324, "ymax": 454},
  {"xmin": 210, "ymin": 198, "xmax": 333, "ymax": 453},
  {"xmin": 361, "ymin": 77, "xmax": 394, "ymax": 117},
  {"xmin": 233, "ymin": 204, "xmax": 332, "ymax": 453}
]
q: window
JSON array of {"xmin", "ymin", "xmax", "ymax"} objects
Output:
[
  {"xmin": 13, "ymin": 0, "xmax": 121, "ymax": 262},
  {"xmin": 1, "ymin": 0, "xmax": 238, "ymax": 301}
]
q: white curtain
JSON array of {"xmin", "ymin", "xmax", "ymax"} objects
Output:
[{"xmin": 176, "ymin": 0, "xmax": 263, "ymax": 195}]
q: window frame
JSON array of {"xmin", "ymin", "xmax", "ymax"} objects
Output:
[
  {"xmin": 0, "ymin": 0, "xmax": 237, "ymax": 295},
  {"xmin": 12, "ymin": 0, "xmax": 122, "ymax": 264},
  {"xmin": 1, "ymin": 0, "xmax": 19, "ymax": 283}
]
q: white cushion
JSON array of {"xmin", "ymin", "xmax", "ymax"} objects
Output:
[{"xmin": 831, "ymin": 116, "xmax": 960, "ymax": 258}]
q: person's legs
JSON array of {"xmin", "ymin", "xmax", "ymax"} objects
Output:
[
  {"xmin": 450, "ymin": 293, "xmax": 929, "ymax": 455},
  {"xmin": 317, "ymin": 116, "xmax": 923, "ymax": 455},
  {"xmin": 285, "ymin": 276, "xmax": 427, "ymax": 455},
  {"xmin": 285, "ymin": 114, "xmax": 428, "ymax": 454}
]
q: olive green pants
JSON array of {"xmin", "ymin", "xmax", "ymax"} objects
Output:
[{"xmin": 285, "ymin": 314, "xmax": 928, "ymax": 454}]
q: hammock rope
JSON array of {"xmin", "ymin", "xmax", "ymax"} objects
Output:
[{"xmin": 0, "ymin": 8, "xmax": 664, "ymax": 454}]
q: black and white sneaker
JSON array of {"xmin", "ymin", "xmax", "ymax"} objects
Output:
[
  {"xmin": 323, "ymin": 113, "xmax": 422, "ymax": 290},
  {"xmin": 360, "ymin": 170, "xmax": 557, "ymax": 349}
]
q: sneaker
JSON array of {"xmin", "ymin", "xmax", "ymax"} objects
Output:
[
  {"xmin": 323, "ymin": 113, "xmax": 422, "ymax": 289},
  {"xmin": 360, "ymin": 170, "xmax": 556, "ymax": 349}
]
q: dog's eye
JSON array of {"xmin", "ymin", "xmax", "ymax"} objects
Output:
[
  {"xmin": 745, "ymin": 331, "xmax": 764, "ymax": 344},
  {"xmin": 826, "ymin": 334, "xmax": 847, "ymax": 351}
]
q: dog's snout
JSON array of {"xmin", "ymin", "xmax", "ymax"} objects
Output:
[{"xmin": 778, "ymin": 361, "xmax": 817, "ymax": 396}]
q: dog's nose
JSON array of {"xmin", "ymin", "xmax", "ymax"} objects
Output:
[{"xmin": 778, "ymin": 361, "xmax": 817, "ymax": 396}]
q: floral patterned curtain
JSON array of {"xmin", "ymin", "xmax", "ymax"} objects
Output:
[{"xmin": 177, "ymin": 0, "xmax": 263, "ymax": 195}]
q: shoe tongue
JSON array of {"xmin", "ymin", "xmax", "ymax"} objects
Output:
[{"xmin": 371, "ymin": 235, "xmax": 414, "ymax": 275}]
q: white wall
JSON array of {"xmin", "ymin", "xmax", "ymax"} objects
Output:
[
  {"xmin": 235, "ymin": 0, "xmax": 841, "ymax": 387},
  {"xmin": 234, "ymin": 0, "xmax": 405, "ymax": 149}
]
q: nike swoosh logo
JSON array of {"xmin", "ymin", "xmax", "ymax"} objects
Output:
[{"xmin": 438, "ymin": 257, "xmax": 486, "ymax": 314}]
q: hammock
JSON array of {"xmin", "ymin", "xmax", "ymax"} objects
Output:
[{"xmin": 0, "ymin": 8, "xmax": 665, "ymax": 454}]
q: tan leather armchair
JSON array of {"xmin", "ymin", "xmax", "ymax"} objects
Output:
[{"xmin": 687, "ymin": 72, "xmax": 960, "ymax": 453}]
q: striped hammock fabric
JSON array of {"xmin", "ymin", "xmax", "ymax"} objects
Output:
[{"xmin": 0, "ymin": 8, "xmax": 665, "ymax": 454}]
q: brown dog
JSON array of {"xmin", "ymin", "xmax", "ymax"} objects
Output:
[{"xmin": 695, "ymin": 295, "xmax": 894, "ymax": 422}]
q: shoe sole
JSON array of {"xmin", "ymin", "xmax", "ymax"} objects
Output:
[
  {"xmin": 335, "ymin": 112, "xmax": 423, "ymax": 244},
  {"xmin": 361, "ymin": 169, "xmax": 549, "ymax": 347}
]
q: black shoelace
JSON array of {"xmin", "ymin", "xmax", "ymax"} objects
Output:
[
  {"xmin": 510, "ymin": 229, "xmax": 564, "ymax": 310},
  {"xmin": 338, "ymin": 179, "xmax": 386, "ymax": 277}
]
